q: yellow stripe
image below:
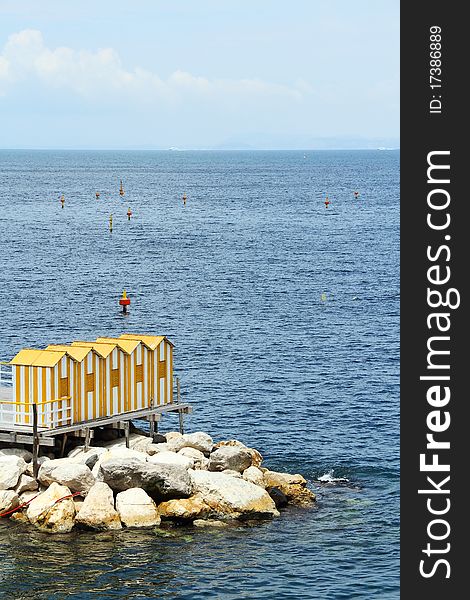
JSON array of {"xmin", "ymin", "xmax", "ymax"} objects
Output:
[
  {"xmin": 24, "ymin": 367, "xmax": 30, "ymax": 424},
  {"xmin": 42, "ymin": 366, "xmax": 47, "ymax": 408},
  {"xmin": 133, "ymin": 351, "xmax": 138, "ymax": 411},
  {"xmin": 117, "ymin": 355, "xmax": 122, "ymax": 414},
  {"xmin": 15, "ymin": 366, "xmax": 21, "ymax": 424},
  {"xmin": 126, "ymin": 355, "xmax": 131, "ymax": 412},
  {"xmin": 156, "ymin": 351, "xmax": 160, "ymax": 406},
  {"xmin": 33, "ymin": 367, "xmax": 38, "ymax": 404},
  {"xmin": 147, "ymin": 349, "xmax": 152, "ymax": 407}
]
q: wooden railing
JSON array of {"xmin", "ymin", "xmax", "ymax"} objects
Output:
[{"xmin": 0, "ymin": 396, "xmax": 72, "ymax": 429}]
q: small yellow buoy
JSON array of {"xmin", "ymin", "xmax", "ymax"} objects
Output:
[
  {"xmin": 109, "ymin": 213, "xmax": 113, "ymax": 232},
  {"xmin": 321, "ymin": 292, "xmax": 327, "ymax": 302}
]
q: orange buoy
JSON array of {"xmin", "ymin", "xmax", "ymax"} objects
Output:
[
  {"xmin": 127, "ymin": 207, "xmax": 132, "ymax": 220},
  {"xmin": 324, "ymin": 196, "xmax": 330, "ymax": 209},
  {"xmin": 119, "ymin": 289, "xmax": 131, "ymax": 314},
  {"xmin": 119, "ymin": 180, "xmax": 125, "ymax": 197},
  {"xmin": 60, "ymin": 195, "xmax": 65, "ymax": 209},
  {"xmin": 96, "ymin": 192, "xmax": 100, "ymax": 199},
  {"xmin": 182, "ymin": 193, "xmax": 187, "ymax": 206}
]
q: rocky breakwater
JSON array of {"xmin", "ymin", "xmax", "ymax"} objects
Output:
[{"xmin": 0, "ymin": 431, "xmax": 315, "ymax": 533}]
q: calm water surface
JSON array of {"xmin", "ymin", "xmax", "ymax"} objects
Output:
[{"xmin": 0, "ymin": 150, "xmax": 399, "ymax": 599}]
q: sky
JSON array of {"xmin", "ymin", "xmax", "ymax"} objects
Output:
[{"xmin": 0, "ymin": 1, "xmax": 399, "ymax": 150}]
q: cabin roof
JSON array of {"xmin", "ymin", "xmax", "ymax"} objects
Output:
[
  {"xmin": 46, "ymin": 345, "xmax": 91, "ymax": 362},
  {"xmin": 72, "ymin": 341, "xmax": 115, "ymax": 358},
  {"xmin": 119, "ymin": 333, "xmax": 169, "ymax": 349},
  {"xmin": 95, "ymin": 337, "xmax": 141, "ymax": 354},
  {"xmin": 10, "ymin": 349, "xmax": 67, "ymax": 367}
]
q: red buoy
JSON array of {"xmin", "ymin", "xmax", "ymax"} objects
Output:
[
  {"xmin": 324, "ymin": 196, "xmax": 330, "ymax": 208},
  {"xmin": 127, "ymin": 207, "xmax": 132, "ymax": 220},
  {"xmin": 119, "ymin": 290, "xmax": 131, "ymax": 314},
  {"xmin": 354, "ymin": 191, "xmax": 359, "ymax": 199}
]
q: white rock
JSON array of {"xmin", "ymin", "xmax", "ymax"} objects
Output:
[
  {"xmin": 26, "ymin": 482, "xmax": 75, "ymax": 533},
  {"xmin": 0, "ymin": 455, "xmax": 27, "ymax": 490},
  {"xmin": 116, "ymin": 488, "xmax": 160, "ymax": 528},
  {"xmin": 19, "ymin": 489, "xmax": 41, "ymax": 505},
  {"xmin": 178, "ymin": 447, "xmax": 209, "ymax": 470},
  {"xmin": 190, "ymin": 470, "xmax": 279, "ymax": 519},
  {"xmin": 38, "ymin": 462, "xmax": 95, "ymax": 494},
  {"xmin": 181, "ymin": 432, "xmax": 213, "ymax": 455},
  {"xmin": 148, "ymin": 451, "xmax": 194, "ymax": 469},
  {"xmin": 146, "ymin": 443, "xmax": 170, "ymax": 455},
  {"xmin": 164, "ymin": 431, "xmax": 183, "ymax": 443},
  {"xmin": 208, "ymin": 446, "xmax": 252, "ymax": 473},
  {"xmin": 75, "ymin": 482, "xmax": 121, "ymax": 530},
  {"xmin": 242, "ymin": 466, "xmax": 265, "ymax": 488},
  {"xmin": 0, "ymin": 490, "xmax": 19, "ymax": 514},
  {"xmin": 0, "ymin": 448, "xmax": 33, "ymax": 462},
  {"xmin": 14, "ymin": 474, "xmax": 39, "ymax": 494}
]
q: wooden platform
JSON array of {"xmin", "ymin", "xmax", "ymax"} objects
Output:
[{"xmin": 0, "ymin": 401, "xmax": 192, "ymax": 447}]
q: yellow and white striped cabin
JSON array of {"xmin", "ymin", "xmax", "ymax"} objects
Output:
[
  {"xmin": 48, "ymin": 344, "xmax": 103, "ymax": 423},
  {"xmin": 70, "ymin": 341, "xmax": 117, "ymax": 421},
  {"xmin": 119, "ymin": 334, "xmax": 174, "ymax": 407},
  {"xmin": 9, "ymin": 348, "xmax": 74, "ymax": 427},
  {"xmin": 95, "ymin": 337, "xmax": 147, "ymax": 413}
]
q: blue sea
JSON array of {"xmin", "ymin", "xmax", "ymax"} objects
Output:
[{"xmin": 0, "ymin": 149, "xmax": 399, "ymax": 599}]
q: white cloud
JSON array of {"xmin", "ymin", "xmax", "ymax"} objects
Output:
[{"xmin": 0, "ymin": 29, "xmax": 304, "ymax": 105}]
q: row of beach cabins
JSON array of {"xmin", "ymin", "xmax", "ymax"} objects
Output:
[{"xmin": 0, "ymin": 334, "xmax": 174, "ymax": 433}]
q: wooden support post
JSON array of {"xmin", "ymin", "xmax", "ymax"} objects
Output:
[
  {"xmin": 84, "ymin": 427, "xmax": 91, "ymax": 452},
  {"xmin": 176, "ymin": 377, "xmax": 184, "ymax": 435},
  {"xmin": 32, "ymin": 403, "xmax": 39, "ymax": 479},
  {"xmin": 149, "ymin": 419, "xmax": 155, "ymax": 438},
  {"xmin": 124, "ymin": 421, "xmax": 130, "ymax": 448},
  {"xmin": 60, "ymin": 433, "xmax": 68, "ymax": 458}
]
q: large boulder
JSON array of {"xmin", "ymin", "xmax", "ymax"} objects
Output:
[
  {"xmin": 178, "ymin": 448, "xmax": 209, "ymax": 470},
  {"xmin": 0, "ymin": 448, "xmax": 32, "ymax": 462},
  {"xmin": 164, "ymin": 431, "xmax": 183, "ymax": 443},
  {"xmin": 0, "ymin": 455, "xmax": 27, "ymax": 490},
  {"xmin": 208, "ymin": 446, "xmax": 252, "ymax": 473},
  {"xmin": 263, "ymin": 471, "xmax": 316, "ymax": 505},
  {"xmin": 157, "ymin": 495, "xmax": 212, "ymax": 521},
  {"xmin": 148, "ymin": 451, "xmax": 194, "ymax": 469},
  {"xmin": 213, "ymin": 440, "xmax": 263, "ymax": 468},
  {"xmin": 116, "ymin": 488, "xmax": 160, "ymax": 528},
  {"xmin": 0, "ymin": 490, "xmax": 19, "ymax": 514},
  {"xmin": 38, "ymin": 461, "xmax": 95, "ymax": 494},
  {"xmin": 99, "ymin": 458, "xmax": 192, "ymax": 501},
  {"xmin": 190, "ymin": 470, "xmax": 279, "ymax": 520},
  {"xmin": 75, "ymin": 482, "xmax": 121, "ymax": 530},
  {"xmin": 14, "ymin": 474, "xmax": 38, "ymax": 494},
  {"xmin": 26, "ymin": 482, "xmax": 75, "ymax": 533}
]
